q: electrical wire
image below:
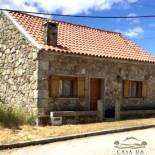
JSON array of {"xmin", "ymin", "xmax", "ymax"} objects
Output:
[{"xmin": 1, "ymin": 8, "xmax": 155, "ymax": 19}]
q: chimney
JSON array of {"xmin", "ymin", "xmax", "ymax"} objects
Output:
[{"xmin": 44, "ymin": 20, "xmax": 58, "ymax": 46}]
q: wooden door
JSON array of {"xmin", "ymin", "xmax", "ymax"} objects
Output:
[{"xmin": 90, "ymin": 78, "xmax": 101, "ymax": 110}]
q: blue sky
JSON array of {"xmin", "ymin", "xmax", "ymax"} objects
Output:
[{"xmin": 1, "ymin": 0, "xmax": 155, "ymax": 55}]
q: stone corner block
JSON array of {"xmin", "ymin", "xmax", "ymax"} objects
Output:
[{"xmin": 34, "ymin": 90, "xmax": 49, "ymax": 99}]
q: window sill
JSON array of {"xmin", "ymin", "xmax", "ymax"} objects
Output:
[
  {"xmin": 123, "ymin": 97, "xmax": 144, "ymax": 100},
  {"xmin": 51, "ymin": 97, "xmax": 79, "ymax": 99},
  {"xmin": 60, "ymin": 97, "xmax": 79, "ymax": 99}
]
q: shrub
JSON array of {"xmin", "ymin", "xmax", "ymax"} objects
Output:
[
  {"xmin": 0, "ymin": 104, "xmax": 36, "ymax": 128},
  {"xmin": 26, "ymin": 113, "xmax": 37, "ymax": 126}
]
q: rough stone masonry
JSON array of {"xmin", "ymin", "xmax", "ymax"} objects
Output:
[{"xmin": 0, "ymin": 11, "xmax": 39, "ymax": 114}]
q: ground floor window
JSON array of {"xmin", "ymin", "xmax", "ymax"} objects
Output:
[
  {"xmin": 49, "ymin": 76, "xmax": 85, "ymax": 98},
  {"xmin": 123, "ymin": 80, "xmax": 147, "ymax": 98},
  {"xmin": 60, "ymin": 78, "xmax": 76, "ymax": 97},
  {"xmin": 131, "ymin": 81, "xmax": 142, "ymax": 97}
]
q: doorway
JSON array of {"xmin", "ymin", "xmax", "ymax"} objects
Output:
[
  {"xmin": 104, "ymin": 107, "xmax": 115, "ymax": 118},
  {"xmin": 90, "ymin": 78, "xmax": 101, "ymax": 110}
]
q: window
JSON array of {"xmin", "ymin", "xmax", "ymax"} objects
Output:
[
  {"xmin": 49, "ymin": 76, "xmax": 85, "ymax": 98},
  {"xmin": 60, "ymin": 78, "xmax": 76, "ymax": 97},
  {"xmin": 131, "ymin": 81, "xmax": 142, "ymax": 97},
  {"xmin": 123, "ymin": 80, "xmax": 147, "ymax": 98}
]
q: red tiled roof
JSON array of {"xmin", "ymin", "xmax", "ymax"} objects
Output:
[{"xmin": 8, "ymin": 11, "xmax": 155, "ymax": 63}]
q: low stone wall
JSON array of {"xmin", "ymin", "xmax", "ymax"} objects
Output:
[{"xmin": 120, "ymin": 110, "xmax": 155, "ymax": 119}]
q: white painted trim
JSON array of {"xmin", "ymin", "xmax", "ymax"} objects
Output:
[{"xmin": 3, "ymin": 11, "xmax": 42, "ymax": 49}]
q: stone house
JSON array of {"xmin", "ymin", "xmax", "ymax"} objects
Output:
[{"xmin": 0, "ymin": 11, "xmax": 155, "ymax": 123}]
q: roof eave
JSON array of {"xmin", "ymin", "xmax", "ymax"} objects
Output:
[{"xmin": 41, "ymin": 48, "xmax": 155, "ymax": 64}]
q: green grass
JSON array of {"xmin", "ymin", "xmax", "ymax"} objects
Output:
[{"xmin": 0, "ymin": 104, "xmax": 36, "ymax": 128}]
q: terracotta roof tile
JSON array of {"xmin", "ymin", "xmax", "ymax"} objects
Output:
[{"xmin": 8, "ymin": 11, "xmax": 155, "ymax": 63}]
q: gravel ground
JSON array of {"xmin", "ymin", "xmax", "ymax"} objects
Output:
[{"xmin": 0, "ymin": 118, "xmax": 155, "ymax": 145}]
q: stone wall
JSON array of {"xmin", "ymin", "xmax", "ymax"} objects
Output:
[
  {"xmin": 0, "ymin": 12, "xmax": 39, "ymax": 114},
  {"xmin": 38, "ymin": 50, "xmax": 155, "ymax": 117}
]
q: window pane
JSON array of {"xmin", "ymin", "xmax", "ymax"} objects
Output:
[
  {"xmin": 131, "ymin": 82, "xmax": 137, "ymax": 97},
  {"xmin": 137, "ymin": 82, "xmax": 142, "ymax": 97},
  {"xmin": 61, "ymin": 80, "xmax": 73, "ymax": 97},
  {"xmin": 131, "ymin": 81, "xmax": 142, "ymax": 98}
]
